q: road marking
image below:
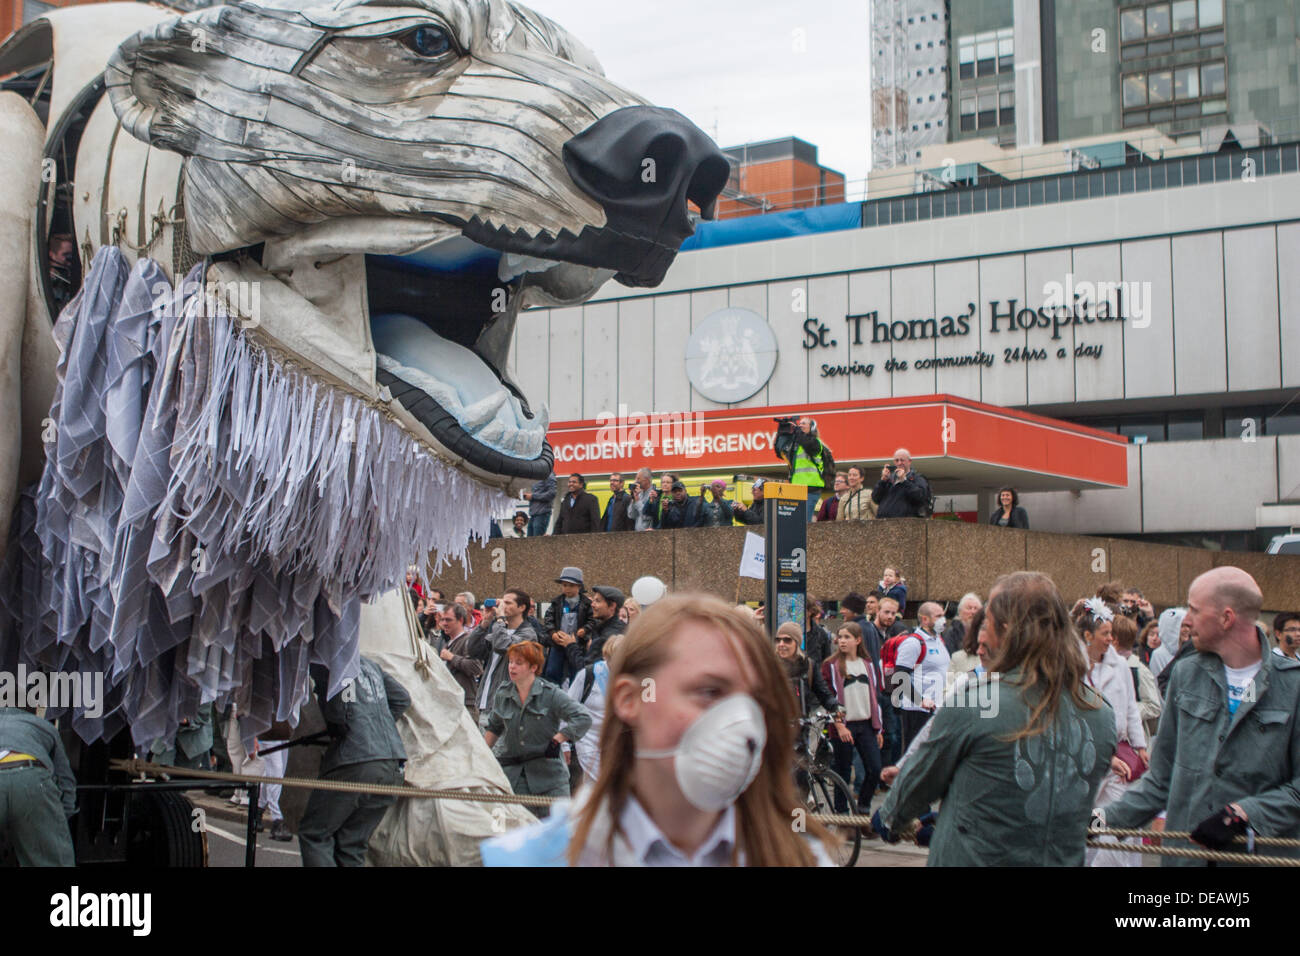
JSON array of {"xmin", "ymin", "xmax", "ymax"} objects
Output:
[{"xmin": 204, "ymin": 821, "xmax": 300, "ymax": 857}]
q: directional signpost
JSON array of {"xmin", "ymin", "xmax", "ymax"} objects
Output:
[{"xmin": 762, "ymin": 482, "xmax": 808, "ymax": 638}]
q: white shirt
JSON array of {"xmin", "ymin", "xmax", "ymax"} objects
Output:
[
  {"xmin": 842, "ymin": 658, "xmax": 874, "ymax": 722},
  {"xmin": 482, "ymin": 792, "xmax": 835, "ymax": 866},
  {"xmin": 1224, "ymin": 659, "xmax": 1262, "ymax": 717},
  {"xmin": 895, "ymin": 629, "xmax": 951, "ymax": 713},
  {"xmin": 567, "ymin": 663, "xmax": 608, "ymax": 781},
  {"xmin": 1087, "ymin": 645, "xmax": 1147, "ymax": 749},
  {"xmin": 478, "ymin": 626, "xmax": 517, "ymax": 710}
]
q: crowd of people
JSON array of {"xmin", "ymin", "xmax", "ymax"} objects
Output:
[
  {"xmin": 498, "ymin": 417, "xmax": 1031, "ymax": 536},
  {"xmin": 6, "ymin": 551, "xmax": 1297, "ymax": 869}
]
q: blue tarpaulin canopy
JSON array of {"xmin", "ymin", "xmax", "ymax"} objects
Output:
[{"xmin": 681, "ymin": 202, "xmax": 863, "ymax": 251}]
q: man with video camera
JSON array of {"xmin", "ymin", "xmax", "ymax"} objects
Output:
[{"xmin": 773, "ymin": 416, "xmax": 833, "ymax": 522}]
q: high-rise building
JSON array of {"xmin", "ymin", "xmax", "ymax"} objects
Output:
[
  {"xmin": 934, "ymin": 0, "xmax": 1300, "ymax": 153},
  {"xmin": 870, "ymin": 0, "xmax": 951, "ymax": 169}
]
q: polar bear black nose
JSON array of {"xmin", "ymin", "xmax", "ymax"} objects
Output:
[{"xmin": 563, "ymin": 106, "xmax": 731, "ymax": 236}]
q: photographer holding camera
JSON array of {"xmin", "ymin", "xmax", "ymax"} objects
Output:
[
  {"xmin": 872, "ymin": 448, "xmax": 931, "ymax": 519},
  {"xmin": 773, "ymin": 416, "xmax": 833, "ymax": 522}
]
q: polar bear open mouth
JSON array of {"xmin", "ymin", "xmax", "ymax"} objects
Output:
[
  {"xmin": 363, "ymin": 239, "xmax": 607, "ymax": 480},
  {"xmin": 366, "ymin": 256, "xmax": 529, "ymax": 476}
]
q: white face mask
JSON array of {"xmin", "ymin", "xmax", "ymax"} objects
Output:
[
  {"xmin": 934, "ymin": 616, "xmax": 947, "ymax": 636},
  {"xmin": 637, "ymin": 694, "xmax": 767, "ymax": 812}
]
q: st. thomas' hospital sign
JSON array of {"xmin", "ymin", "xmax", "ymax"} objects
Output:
[{"xmin": 801, "ymin": 275, "xmax": 1150, "ymax": 379}]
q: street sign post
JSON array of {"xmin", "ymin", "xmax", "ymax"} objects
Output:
[{"xmin": 762, "ymin": 482, "xmax": 808, "ymax": 638}]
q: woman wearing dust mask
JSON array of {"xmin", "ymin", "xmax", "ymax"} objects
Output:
[{"xmin": 481, "ymin": 593, "xmax": 837, "ymax": 866}]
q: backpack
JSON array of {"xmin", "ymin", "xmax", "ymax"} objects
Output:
[
  {"xmin": 579, "ymin": 663, "xmax": 598, "ymax": 704},
  {"xmin": 881, "ymin": 631, "xmax": 926, "ymax": 678},
  {"xmin": 815, "ymin": 442, "xmax": 836, "ymax": 489}
]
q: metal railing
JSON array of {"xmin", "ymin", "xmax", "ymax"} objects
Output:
[{"xmin": 713, "ymin": 117, "xmax": 1300, "ymax": 222}]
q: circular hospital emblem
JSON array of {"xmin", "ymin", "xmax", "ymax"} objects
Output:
[{"xmin": 684, "ymin": 308, "xmax": 778, "ymax": 403}]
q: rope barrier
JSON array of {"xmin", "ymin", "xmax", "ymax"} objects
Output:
[
  {"xmin": 1095, "ymin": 826, "xmax": 1300, "ymax": 848},
  {"xmin": 1085, "ymin": 839, "xmax": 1300, "ymax": 866},
  {"xmin": 111, "ymin": 759, "xmax": 555, "ymax": 808},
  {"xmin": 115, "ymin": 760, "xmax": 1298, "ymax": 863}
]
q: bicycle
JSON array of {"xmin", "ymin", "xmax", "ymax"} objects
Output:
[{"xmin": 794, "ymin": 710, "xmax": 862, "ymax": 867}]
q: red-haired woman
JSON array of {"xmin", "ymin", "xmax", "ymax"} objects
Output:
[
  {"xmin": 821, "ymin": 622, "xmax": 883, "ymax": 814},
  {"xmin": 484, "ymin": 641, "xmax": 592, "ymax": 815}
]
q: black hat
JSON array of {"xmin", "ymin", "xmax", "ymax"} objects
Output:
[
  {"xmin": 842, "ymin": 592, "xmax": 867, "ymax": 616},
  {"xmin": 671, "ymin": 480, "xmax": 686, "ymax": 492},
  {"xmin": 591, "ymin": 585, "xmax": 625, "ymax": 607}
]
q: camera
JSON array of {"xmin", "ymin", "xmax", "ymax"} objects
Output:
[{"xmin": 774, "ymin": 416, "xmax": 798, "ymax": 435}]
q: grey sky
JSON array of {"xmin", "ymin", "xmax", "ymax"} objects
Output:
[{"xmin": 529, "ymin": 0, "xmax": 873, "ymax": 197}]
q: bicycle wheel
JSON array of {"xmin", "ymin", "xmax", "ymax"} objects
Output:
[{"xmin": 809, "ymin": 769, "xmax": 861, "ymax": 867}]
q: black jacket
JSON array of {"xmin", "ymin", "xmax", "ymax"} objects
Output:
[
  {"xmin": 988, "ymin": 505, "xmax": 1030, "ymax": 529},
  {"xmin": 783, "ymin": 653, "xmax": 839, "ymax": 717},
  {"xmin": 736, "ymin": 499, "xmax": 765, "ymax": 525},
  {"xmin": 573, "ymin": 614, "xmax": 627, "ymax": 669},
  {"xmin": 871, "ymin": 470, "xmax": 930, "ymax": 518},
  {"xmin": 943, "ymin": 619, "xmax": 967, "ymax": 656},
  {"xmin": 699, "ymin": 495, "xmax": 741, "ymax": 527},
  {"xmin": 659, "ymin": 494, "xmax": 707, "ymax": 529},
  {"xmin": 542, "ymin": 594, "xmax": 593, "ymax": 648},
  {"xmin": 804, "ymin": 624, "xmax": 833, "ymax": 670},
  {"xmin": 601, "ymin": 490, "xmax": 635, "ymax": 532},
  {"xmin": 554, "ymin": 490, "xmax": 601, "ymax": 534}
]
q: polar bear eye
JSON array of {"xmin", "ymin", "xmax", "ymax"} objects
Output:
[{"xmin": 402, "ymin": 25, "xmax": 453, "ymax": 58}]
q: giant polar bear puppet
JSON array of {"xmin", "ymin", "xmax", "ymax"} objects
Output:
[{"xmin": 0, "ymin": 0, "xmax": 727, "ymax": 863}]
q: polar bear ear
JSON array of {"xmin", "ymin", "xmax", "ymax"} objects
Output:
[{"xmin": 105, "ymin": 8, "xmax": 254, "ymax": 160}]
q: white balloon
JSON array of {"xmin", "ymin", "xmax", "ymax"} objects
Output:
[{"xmin": 631, "ymin": 576, "xmax": 667, "ymax": 607}]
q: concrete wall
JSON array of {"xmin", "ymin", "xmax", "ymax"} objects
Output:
[
  {"xmin": 427, "ymin": 518, "xmax": 1300, "ymax": 615},
  {"xmin": 1022, "ymin": 435, "xmax": 1300, "ymax": 535}
]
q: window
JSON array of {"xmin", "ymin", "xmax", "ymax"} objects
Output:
[
  {"xmin": 1174, "ymin": 65, "xmax": 1199, "ymax": 99},
  {"xmin": 1121, "ymin": 7, "xmax": 1145, "ymax": 41},
  {"xmin": 1202, "ymin": 98, "xmax": 1226, "ymax": 113},
  {"xmin": 978, "ymin": 91, "xmax": 997, "ymax": 128},
  {"xmin": 1119, "ymin": 418, "xmax": 1165, "ymax": 442},
  {"xmin": 999, "ymin": 90, "xmax": 1015, "ymax": 125},
  {"xmin": 1123, "ymin": 72, "xmax": 1147, "ymax": 107},
  {"xmin": 1198, "ymin": 0, "xmax": 1223, "ymax": 27},
  {"xmin": 1171, "ymin": 0, "xmax": 1197, "ymax": 31},
  {"xmin": 1148, "ymin": 70, "xmax": 1173, "ymax": 103},
  {"xmin": 977, "ymin": 31, "xmax": 996, "ymax": 76},
  {"xmin": 1225, "ymin": 407, "xmax": 1300, "ymax": 438},
  {"xmin": 960, "ymin": 95, "xmax": 976, "ymax": 131},
  {"xmin": 1201, "ymin": 60, "xmax": 1225, "ymax": 95},
  {"xmin": 1167, "ymin": 413, "xmax": 1203, "ymax": 441},
  {"xmin": 998, "ymin": 28, "xmax": 1014, "ymax": 72},
  {"xmin": 1146, "ymin": 3, "xmax": 1171, "ymax": 35},
  {"xmin": 959, "ymin": 37, "xmax": 975, "ymax": 79}
]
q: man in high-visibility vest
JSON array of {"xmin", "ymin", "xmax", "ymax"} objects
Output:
[{"xmin": 775, "ymin": 416, "xmax": 830, "ymax": 521}]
